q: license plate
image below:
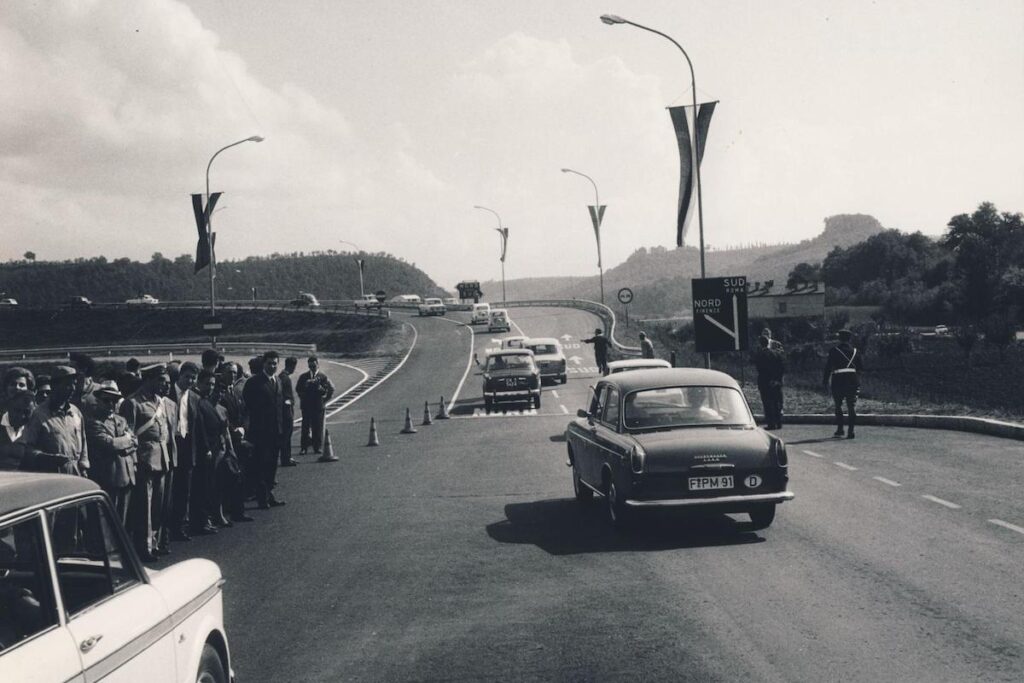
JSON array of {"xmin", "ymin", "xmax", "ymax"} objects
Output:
[{"xmin": 688, "ymin": 475, "xmax": 734, "ymax": 491}]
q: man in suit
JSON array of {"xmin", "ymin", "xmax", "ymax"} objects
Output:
[
  {"xmin": 279, "ymin": 357, "xmax": 298, "ymax": 467},
  {"xmin": 85, "ymin": 382, "xmax": 138, "ymax": 527},
  {"xmin": 243, "ymin": 351, "xmax": 287, "ymax": 509},
  {"xmin": 121, "ymin": 364, "xmax": 175, "ymax": 562},
  {"xmin": 169, "ymin": 362, "xmax": 206, "ymax": 540},
  {"xmin": 296, "ymin": 355, "xmax": 335, "ymax": 455}
]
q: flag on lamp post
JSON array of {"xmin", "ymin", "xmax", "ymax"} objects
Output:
[
  {"xmin": 191, "ymin": 192, "xmax": 222, "ymax": 273},
  {"xmin": 588, "ymin": 205, "xmax": 606, "ymax": 268},
  {"xmin": 669, "ymin": 102, "xmax": 716, "ymax": 247}
]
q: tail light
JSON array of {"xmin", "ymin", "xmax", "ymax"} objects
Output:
[
  {"xmin": 772, "ymin": 439, "xmax": 788, "ymax": 466},
  {"xmin": 630, "ymin": 443, "xmax": 647, "ymax": 473}
]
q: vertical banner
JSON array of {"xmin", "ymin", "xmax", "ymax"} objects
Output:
[
  {"xmin": 191, "ymin": 192, "xmax": 222, "ymax": 273},
  {"xmin": 497, "ymin": 227, "xmax": 509, "ymax": 262},
  {"xmin": 587, "ymin": 205, "xmax": 606, "ymax": 268},
  {"xmin": 669, "ymin": 101, "xmax": 716, "ymax": 247}
]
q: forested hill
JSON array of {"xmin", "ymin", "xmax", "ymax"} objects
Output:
[
  {"xmin": 0, "ymin": 251, "xmax": 447, "ymax": 305},
  {"xmin": 488, "ymin": 214, "xmax": 887, "ymax": 315}
]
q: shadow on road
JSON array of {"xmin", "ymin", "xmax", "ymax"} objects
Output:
[
  {"xmin": 548, "ymin": 433, "xmax": 566, "ymax": 443},
  {"xmin": 486, "ymin": 498, "xmax": 765, "ymax": 555},
  {"xmin": 785, "ymin": 436, "xmax": 842, "ymax": 445}
]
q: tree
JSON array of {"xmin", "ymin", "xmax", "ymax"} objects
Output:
[
  {"xmin": 982, "ymin": 314, "xmax": 1015, "ymax": 362},
  {"xmin": 786, "ymin": 262, "xmax": 822, "ymax": 290},
  {"xmin": 23, "ymin": 251, "xmax": 36, "ymax": 262}
]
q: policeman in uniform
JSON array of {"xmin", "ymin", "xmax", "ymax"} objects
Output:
[
  {"xmin": 823, "ymin": 329, "xmax": 864, "ymax": 439},
  {"xmin": 582, "ymin": 328, "xmax": 612, "ymax": 376},
  {"xmin": 751, "ymin": 335, "xmax": 786, "ymax": 429}
]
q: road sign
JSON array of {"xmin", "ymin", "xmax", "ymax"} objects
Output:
[
  {"xmin": 617, "ymin": 287, "xmax": 633, "ymax": 305},
  {"xmin": 203, "ymin": 316, "xmax": 223, "ymax": 333},
  {"xmin": 691, "ymin": 276, "xmax": 749, "ymax": 353}
]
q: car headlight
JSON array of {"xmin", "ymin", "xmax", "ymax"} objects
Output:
[{"xmin": 630, "ymin": 443, "xmax": 647, "ymax": 474}]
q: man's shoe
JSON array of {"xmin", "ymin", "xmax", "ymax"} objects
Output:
[
  {"xmin": 257, "ymin": 501, "xmax": 271, "ymax": 510},
  {"xmin": 281, "ymin": 458, "xmax": 299, "ymax": 467},
  {"xmin": 299, "ymin": 449, "xmax": 307, "ymax": 455},
  {"xmin": 214, "ymin": 514, "xmax": 233, "ymax": 528},
  {"xmin": 847, "ymin": 432, "xmax": 856, "ymax": 439},
  {"xmin": 231, "ymin": 513, "xmax": 255, "ymax": 522},
  {"xmin": 833, "ymin": 429, "xmax": 845, "ymax": 438},
  {"xmin": 171, "ymin": 529, "xmax": 192, "ymax": 542},
  {"xmin": 268, "ymin": 498, "xmax": 287, "ymax": 507}
]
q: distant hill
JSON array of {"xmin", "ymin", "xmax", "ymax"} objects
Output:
[
  {"xmin": 0, "ymin": 251, "xmax": 447, "ymax": 305},
  {"xmin": 486, "ymin": 214, "xmax": 887, "ymax": 316}
]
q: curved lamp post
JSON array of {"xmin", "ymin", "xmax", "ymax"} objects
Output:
[
  {"xmin": 206, "ymin": 135, "xmax": 264, "ymax": 317},
  {"xmin": 339, "ymin": 240, "xmax": 365, "ymax": 297},
  {"xmin": 473, "ymin": 205, "xmax": 508, "ymax": 303},
  {"xmin": 600, "ymin": 14, "xmax": 706, "ymax": 281},
  {"xmin": 561, "ymin": 168, "xmax": 605, "ymax": 305}
]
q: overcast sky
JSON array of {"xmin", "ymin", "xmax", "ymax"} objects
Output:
[{"xmin": 2, "ymin": 0, "xmax": 1022, "ymax": 288}]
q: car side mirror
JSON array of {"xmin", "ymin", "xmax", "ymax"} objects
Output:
[{"xmin": 577, "ymin": 409, "xmax": 589, "ymax": 419}]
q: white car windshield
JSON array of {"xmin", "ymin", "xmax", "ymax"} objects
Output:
[
  {"xmin": 623, "ymin": 386, "xmax": 752, "ymax": 429},
  {"xmin": 487, "ymin": 355, "xmax": 532, "ymax": 371}
]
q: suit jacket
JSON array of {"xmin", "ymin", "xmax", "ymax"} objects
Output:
[
  {"xmin": 120, "ymin": 392, "xmax": 172, "ymax": 472},
  {"xmin": 296, "ymin": 371, "xmax": 335, "ymax": 410},
  {"xmin": 242, "ymin": 373, "xmax": 284, "ymax": 442},
  {"xmin": 86, "ymin": 414, "xmax": 136, "ymax": 489},
  {"xmin": 197, "ymin": 396, "xmax": 234, "ymax": 461},
  {"xmin": 280, "ymin": 372, "xmax": 295, "ymax": 424},
  {"xmin": 172, "ymin": 386, "xmax": 203, "ymax": 468}
]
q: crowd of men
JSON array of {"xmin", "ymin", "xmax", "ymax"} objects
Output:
[{"xmin": 0, "ymin": 350, "xmax": 335, "ymax": 562}]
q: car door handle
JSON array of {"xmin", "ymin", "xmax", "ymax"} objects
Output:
[{"xmin": 80, "ymin": 634, "xmax": 104, "ymax": 652}]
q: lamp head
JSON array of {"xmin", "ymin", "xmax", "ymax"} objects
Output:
[
  {"xmin": 560, "ymin": 168, "xmax": 571, "ymax": 173},
  {"xmin": 600, "ymin": 14, "xmax": 626, "ymax": 25},
  {"xmin": 247, "ymin": 135, "xmax": 265, "ymax": 143}
]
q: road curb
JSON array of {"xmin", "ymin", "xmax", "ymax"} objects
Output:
[{"xmin": 756, "ymin": 413, "xmax": 1024, "ymax": 441}]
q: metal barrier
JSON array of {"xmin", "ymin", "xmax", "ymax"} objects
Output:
[
  {"xmin": 0, "ymin": 341, "xmax": 317, "ymax": 362},
  {"xmin": 496, "ymin": 299, "xmax": 641, "ymax": 356}
]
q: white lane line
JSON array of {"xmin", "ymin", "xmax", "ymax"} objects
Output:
[
  {"xmin": 551, "ymin": 390, "xmax": 560, "ymax": 398},
  {"xmin": 834, "ymin": 462, "xmax": 858, "ymax": 471},
  {"xmin": 510, "ymin": 317, "xmax": 527, "ymax": 338},
  {"xmin": 560, "ymin": 404, "xmax": 568, "ymax": 414},
  {"xmin": 801, "ymin": 450, "xmax": 825, "ymax": 458},
  {"xmin": 436, "ymin": 317, "xmax": 476, "ymax": 413},
  {"xmin": 922, "ymin": 494, "xmax": 961, "ymax": 510},
  {"xmin": 319, "ymin": 361, "xmax": 371, "ymax": 422},
  {"xmin": 988, "ymin": 519, "xmax": 1024, "ymax": 536},
  {"xmin": 873, "ymin": 476, "xmax": 902, "ymax": 487},
  {"xmin": 325, "ymin": 321, "xmax": 419, "ymax": 416}
]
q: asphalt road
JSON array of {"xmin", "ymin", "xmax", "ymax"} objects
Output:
[{"xmin": 168, "ymin": 307, "xmax": 1024, "ymax": 682}]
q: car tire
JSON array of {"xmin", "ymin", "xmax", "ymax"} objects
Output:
[
  {"xmin": 607, "ymin": 479, "xmax": 631, "ymax": 529},
  {"xmin": 572, "ymin": 462, "xmax": 593, "ymax": 503},
  {"xmin": 533, "ymin": 394, "xmax": 541, "ymax": 409},
  {"xmin": 748, "ymin": 504, "xmax": 776, "ymax": 530},
  {"xmin": 196, "ymin": 643, "xmax": 226, "ymax": 683},
  {"xmin": 484, "ymin": 397, "xmax": 493, "ymax": 414},
  {"xmin": 559, "ymin": 374, "xmax": 567, "ymax": 384}
]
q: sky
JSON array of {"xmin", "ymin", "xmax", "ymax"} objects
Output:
[{"xmin": 1, "ymin": 0, "xmax": 1022, "ymax": 289}]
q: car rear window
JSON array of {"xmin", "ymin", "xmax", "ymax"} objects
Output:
[
  {"xmin": 487, "ymin": 355, "xmax": 532, "ymax": 371},
  {"xmin": 623, "ymin": 386, "xmax": 752, "ymax": 429},
  {"xmin": 528, "ymin": 344, "xmax": 558, "ymax": 355}
]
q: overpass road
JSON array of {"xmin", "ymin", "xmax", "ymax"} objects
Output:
[{"xmin": 168, "ymin": 307, "xmax": 1024, "ymax": 682}]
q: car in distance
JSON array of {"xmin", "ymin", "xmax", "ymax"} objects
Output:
[
  {"xmin": 354, "ymin": 293, "xmax": 383, "ymax": 310},
  {"xmin": 470, "ymin": 302, "xmax": 491, "ymax": 325},
  {"xmin": 524, "ymin": 337, "xmax": 567, "ymax": 384},
  {"xmin": 481, "ymin": 348, "xmax": 541, "ymax": 412},
  {"xmin": 0, "ymin": 298, "xmax": 18, "ymax": 307},
  {"xmin": 125, "ymin": 294, "xmax": 159, "ymax": 305},
  {"xmin": 442, "ymin": 297, "xmax": 460, "ymax": 306},
  {"xmin": 934, "ymin": 324, "xmax": 950, "ymax": 336},
  {"xmin": 500, "ymin": 335, "xmax": 528, "ymax": 350},
  {"xmin": 607, "ymin": 358, "xmax": 672, "ymax": 374},
  {"xmin": 389, "ymin": 294, "xmax": 422, "ymax": 304},
  {"xmin": 291, "ymin": 291, "xmax": 321, "ymax": 307},
  {"xmin": 0, "ymin": 472, "xmax": 233, "ymax": 682},
  {"xmin": 565, "ymin": 368, "xmax": 793, "ymax": 530},
  {"xmin": 62, "ymin": 296, "xmax": 93, "ymax": 309},
  {"xmin": 488, "ymin": 308, "xmax": 511, "ymax": 333},
  {"xmin": 417, "ymin": 297, "xmax": 446, "ymax": 316}
]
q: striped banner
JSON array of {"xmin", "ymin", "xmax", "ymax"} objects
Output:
[{"xmin": 669, "ymin": 101, "xmax": 716, "ymax": 247}]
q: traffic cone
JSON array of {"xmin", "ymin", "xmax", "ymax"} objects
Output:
[
  {"xmin": 318, "ymin": 430, "xmax": 339, "ymax": 462},
  {"xmin": 436, "ymin": 396, "xmax": 450, "ymax": 420},
  {"xmin": 401, "ymin": 408, "xmax": 417, "ymax": 434},
  {"xmin": 421, "ymin": 401, "xmax": 433, "ymax": 426},
  {"xmin": 366, "ymin": 418, "xmax": 380, "ymax": 447}
]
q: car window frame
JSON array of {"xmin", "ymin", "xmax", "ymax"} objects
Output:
[
  {"xmin": 599, "ymin": 387, "xmax": 621, "ymax": 432},
  {"xmin": 0, "ymin": 509, "xmax": 66, "ymax": 655}
]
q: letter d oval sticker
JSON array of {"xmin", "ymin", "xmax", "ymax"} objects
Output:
[{"xmin": 744, "ymin": 475, "xmax": 762, "ymax": 489}]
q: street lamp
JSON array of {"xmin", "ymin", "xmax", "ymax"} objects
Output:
[
  {"xmin": 205, "ymin": 135, "xmax": 264, "ymax": 318},
  {"xmin": 473, "ymin": 205, "xmax": 509, "ymax": 303},
  {"xmin": 561, "ymin": 168, "xmax": 605, "ymax": 305},
  {"xmin": 599, "ymin": 14, "xmax": 707, "ymax": 281},
  {"xmin": 339, "ymin": 240, "xmax": 365, "ymax": 297}
]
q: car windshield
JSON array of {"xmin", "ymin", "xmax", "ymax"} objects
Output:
[
  {"xmin": 487, "ymin": 355, "xmax": 532, "ymax": 371},
  {"xmin": 623, "ymin": 386, "xmax": 753, "ymax": 429},
  {"xmin": 528, "ymin": 344, "xmax": 558, "ymax": 355}
]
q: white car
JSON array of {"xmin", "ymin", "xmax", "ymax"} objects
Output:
[
  {"xmin": 0, "ymin": 472, "xmax": 232, "ymax": 683},
  {"xmin": 442, "ymin": 297, "xmax": 460, "ymax": 306},
  {"xmin": 354, "ymin": 294, "xmax": 383, "ymax": 310},
  {"xmin": 0, "ymin": 298, "xmax": 18, "ymax": 307},
  {"xmin": 488, "ymin": 309, "xmax": 511, "ymax": 333},
  {"xmin": 417, "ymin": 298, "xmax": 446, "ymax": 316},
  {"xmin": 470, "ymin": 303, "xmax": 491, "ymax": 325},
  {"xmin": 125, "ymin": 294, "xmax": 159, "ymax": 305},
  {"xmin": 501, "ymin": 335, "xmax": 528, "ymax": 350},
  {"xmin": 524, "ymin": 337, "xmax": 568, "ymax": 384},
  {"xmin": 607, "ymin": 358, "xmax": 672, "ymax": 374}
]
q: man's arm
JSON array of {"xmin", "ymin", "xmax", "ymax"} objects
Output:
[{"xmin": 323, "ymin": 374, "xmax": 336, "ymax": 401}]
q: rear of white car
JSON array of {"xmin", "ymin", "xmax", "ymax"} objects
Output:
[
  {"xmin": 488, "ymin": 309, "xmax": 511, "ymax": 333},
  {"xmin": 524, "ymin": 337, "xmax": 567, "ymax": 384},
  {"xmin": 471, "ymin": 303, "xmax": 491, "ymax": 325}
]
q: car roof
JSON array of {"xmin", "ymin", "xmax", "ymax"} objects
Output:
[
  {"xmin": 524, "ymin": 337, "xmax": 559, "ymax": 345},
  {"xmin": 488, "ymin": 348, "xmax": 533, "ymax": 357},
  {"xmin": 598, "ymin": 367, "xmax": 741, "ymax": 392},
  {"xmin": 0, "ymin": 472, "xmax": 100, "ymax": 519},
  {"xmin": 608, "ymin": 358, "xmax": 671, "ymax": 368}
]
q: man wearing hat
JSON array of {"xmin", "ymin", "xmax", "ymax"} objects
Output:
[
  {"xmin": 582, "ymin": 328, "xmax": 612, "ymax": 376},
  {"xmin": 823, "ymin": 329, "xmax": 864, "ymax": 439},
  {"xmin": 20, "ymin": 365, "xmax": 89, "ymax": 475},
  {"xmin": 69, "ymin": 351, "xmax": 100, "ymax": 421},
  {"xmin": 120, "ymin": 363, "xmax": 175, "ymax": 561},
  {"xmin": 86, "ymin": 382, "xmax": 138, "ymax": 527}
]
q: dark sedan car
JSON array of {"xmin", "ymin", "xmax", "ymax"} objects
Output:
[
  {"xmin": 565, "ymin": 368, "xmax": 793, "ymax": 530},
  {"xmin": 481, "ymin": 349, "xmax": 541, "ymax": 412}
]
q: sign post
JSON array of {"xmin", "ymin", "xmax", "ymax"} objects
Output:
[
  {"xmin": 617, "ymin": 287, "xmax": 634, "ymax": 327},
  {"xmin": 691, "ymin": 276, "xmax": 749, "ymax": 362}
]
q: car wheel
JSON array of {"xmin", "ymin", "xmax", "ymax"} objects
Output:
[
  {"xmin": 572, "ymin": 462, "xmax": 593, "ymax": 503},
  {"xmin": 533, "ymin": 393, "xmax": 541, "ymax": 409},
  {"xmin": 196, "ymin": 643, "xmax": 226, "ymax": 683},
  {"xmin": 748, "ymin": 504, "xmax": 776, "ymax": 530},
  {"xmin": 559, "ymin": 374, "xmax": 567, "ymax": 384},
  {"xmin": 607, "ymin": 480, "xmax": 630, "ymax": 528}
]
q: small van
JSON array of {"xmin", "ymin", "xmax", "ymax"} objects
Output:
[
  {"xmin": 488, "ymin": 308, "xmax": 511, "ymax": 333},
  {"xmin": 471, "ymin": 303, "xmax": 491, "ymax": 325}
]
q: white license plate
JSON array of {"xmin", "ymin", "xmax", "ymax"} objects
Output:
[{"xmin": 688, "ymin": 475, "xmax": 734, "ymax": 491}]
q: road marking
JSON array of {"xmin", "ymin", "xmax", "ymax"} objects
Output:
[
  {"xmin": 988, "ymin": 519, "xmax": 1024, "ymax": 536},
  {"xmin": 560, "ymin": 404, "xmax": 568, "ymax": 414},
  {"xmin": 470, "ymin": 408, "xmax": 538, "ymax": 418},
  {"xmin": 922, "ymin": 494, "xmax": 961, "ymax": 509},
  {"xmin": 834, "ymin": 461, "xmax": 858, "ymax": 471},
  {"xmin": 436, "ymin": 317, "xmax": 476, "ymax": 413},
  {"xmin": 323, "ymin": 322, "xmax": 418, "ymax": 417},
  {"xmin": 872, "ymin": 476, "xmax": 902, "ymax": 487},
  {"xmin": 801, "ymin": 450, "xmax": 825, "ymax": 458},
  {"xmin": 551, "ymin": 390, "xmax": 559, "ymax": 398},
  {"xmin": 320, "ymin": 361, "xmax": 371, "ymax": 422},
  {"xmin": 510, "ymin": 317, "xmax": 527, "ymax": 338}
]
